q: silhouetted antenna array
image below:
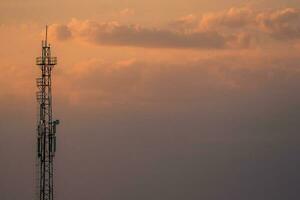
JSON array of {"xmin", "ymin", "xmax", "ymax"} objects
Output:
[{"xmin": 36, "ymin": 26, "xmax": 59, "ymax": 200}]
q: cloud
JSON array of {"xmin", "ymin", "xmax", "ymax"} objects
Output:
[
  {"xmin": 53, "ymin": 51, "xmax": 300, "ymax": 111},
  {"xmin": 48, "ymin": 24, "xmax": 72, "ymax": 41},
  {"xmin": 47, "ymin": 7, "xmax": 300, "ymax": 49},
  {"xmin": 199, "ymin": 7, "xmax": 255, "ymax": 30},
  {"xmin": 199, "ymin": 7, "xmax": 300, "ymax": 41},
  {"xmin": 119, "ymin": 8, "xmax": 135, "ymax": 17},
  {"xmin": 256, "ymin": 8, "xmax": 300, "ymax": 40},
  {"xmin": 49, "ymin": 19, "xmax": 228, "ymax": 49},
  {"xmin": 169, "ymin": 14, "xmax": 198, "ymax": 31}
]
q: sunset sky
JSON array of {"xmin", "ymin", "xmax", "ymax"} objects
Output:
[{"xmin": 1, "ymin": 0, "xmax": 300, "ymax": 200}]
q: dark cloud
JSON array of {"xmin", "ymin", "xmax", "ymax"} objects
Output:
[
  {"xmin": 48, "ymin": 24, "xmax": 72, "ymax": 41},
  {"xmin": 257, "ymin": 8, "xmax": 300, "ymax": 40},
  {"xmin": 49, "ymin": 20, "xmax": 227, "ymax": 49},
  {"xmin": 48, "ymin": 7, "xmax": 300, "ymax": 49}
]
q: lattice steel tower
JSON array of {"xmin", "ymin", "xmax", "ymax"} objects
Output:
[{"xmin": 36, "ymin": 26, "xmax": 59, "ymax": 200}]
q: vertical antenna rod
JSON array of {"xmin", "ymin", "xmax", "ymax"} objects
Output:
[
  {"xmin": 45, "ymin": 25, "xmax": 48, "ymax": 45},
  {"xmin": 36, "ymin": 26, "xmax": 59, "ymax": 200}
]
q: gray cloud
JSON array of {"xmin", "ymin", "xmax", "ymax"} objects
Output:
[
  {"xmin": 48, "ymin": 7, "xmax": 300, "ymax": 49},
  {"xmin": 48, "ymin": 24, "xmax": 72, "ymax": 41},
  {"xmin": 49, "ymin": 20, "xmax": 228, "ymax": 49},
  {"xmin": 50, "ymin": 7, "xmax": 300, "ymax": 49},
  {"xmin": 257, "ymin": 8, "xmax": 300, "ymax": 40}
]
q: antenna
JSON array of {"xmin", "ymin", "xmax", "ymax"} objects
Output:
[
  {"xmin": 45, "ymin": 25, "xmax": 48, "ymax": 47},
  {"xmin": 35, "ymin": 26, "xmax": 59, "ymax": 200}
]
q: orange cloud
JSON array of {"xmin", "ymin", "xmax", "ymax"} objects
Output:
[
  {"xmin": 48, "ymin": 7, "xmax": 300, "ymax": 50},
  {"xmin": 199, "ymin": 7, "xmax": 254, "ymax": 30},
  {"xmin": 49, "ymin": 19, "xmax": 227, "ymax": 49},
  {"xmin": 199, "ymin": 7, "xmax": 300, "ymax": 41},
  {"xmin": 119, "ymin": 8, "xmax": 135, "ymax": 17},
  {"xmin": 50, "ymin": 49, "xmax": 300, "ymax": 108}
]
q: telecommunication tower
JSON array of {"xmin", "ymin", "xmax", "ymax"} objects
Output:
[{"xmin": 36, "ymin": 26, "xmax": 59, "ymax": 200}]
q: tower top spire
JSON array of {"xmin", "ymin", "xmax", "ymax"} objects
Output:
[{"xmin": 45, "ymin": 25, "xmax": 48, "ymax": 46}]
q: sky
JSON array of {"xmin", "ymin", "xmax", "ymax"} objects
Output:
[{"xmin": 1, "ymin": 0, "xmax": 300, "ymax": 200}]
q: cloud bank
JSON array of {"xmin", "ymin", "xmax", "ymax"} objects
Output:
[
  {"xmin": 49, "ymin": 20, "xmax": 227, "ymax": 49},
  {"xmin": 48, "ymin": 7, "xmax": 300, "ymax": 49}
]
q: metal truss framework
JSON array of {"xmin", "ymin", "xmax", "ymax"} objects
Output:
[{"xmin": 36, "ymin": 26, "xmax": 59, "ymax": 200}]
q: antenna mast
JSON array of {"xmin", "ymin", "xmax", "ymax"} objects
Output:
[{"xmin": 36, "ymin": 26, "xmax": 59, "ymax": 200}]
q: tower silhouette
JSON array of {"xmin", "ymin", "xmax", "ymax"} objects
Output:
[{"xmin": 36, "ymin": 26, "xmax": 59, "ymax": 200}]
